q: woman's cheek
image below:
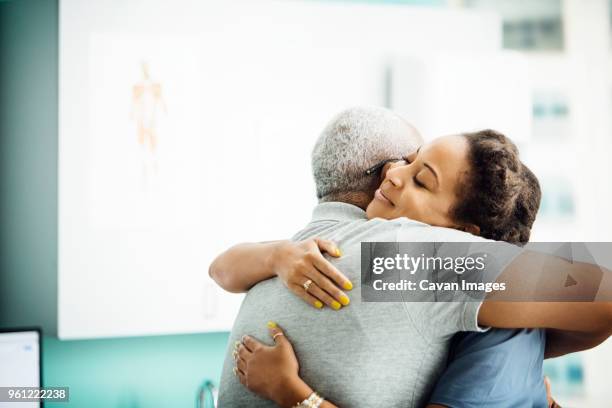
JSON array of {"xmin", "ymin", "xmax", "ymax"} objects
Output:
[
  {"xmin": 397, "ymin": 193, "xmax": 415, "ymax": 218},
  {"xmin": 403, "ymin": 195, "xmax": 426, "ymax": 222}
]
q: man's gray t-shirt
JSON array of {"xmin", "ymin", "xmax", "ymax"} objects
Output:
[{"xmin": 217, "ymin": 202, "xmax": 521, "ymax": 407}]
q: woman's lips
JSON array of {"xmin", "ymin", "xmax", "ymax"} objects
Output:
[{"xmin": 374, "ymin": 189, "xmax": 393, "ymax": 206}]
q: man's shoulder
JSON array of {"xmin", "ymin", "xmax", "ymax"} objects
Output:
[
  {"xmin": 361, "ymin": 218, "xmax": 493, "ymax": 243},
  {"xmin": 295, "ymin": 214, "xmax": 496, "ymax": 244},
  {"xmin": 294, "ymin": 216, "xmax": 422, "ymax": 243},
  {"xmin": 402, "ymin": 223, "xmax": 492, "ymax": 243},
  {"xmin": 366, "ymin": 217, "xmax": 492, "ymax": 242}
]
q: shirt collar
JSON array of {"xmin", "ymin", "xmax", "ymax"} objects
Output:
[{"xmin": 311, "ymin": 202, "xmax": 367, "ymax": 222}]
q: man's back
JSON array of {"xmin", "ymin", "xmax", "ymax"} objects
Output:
[{"xmin": 217, "ymin": 203, "xmax": 501, "ymax": 407}]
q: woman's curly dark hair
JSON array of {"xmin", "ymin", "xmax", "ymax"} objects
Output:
[{"xmin": 451, "ymin": 129, "xmax": 541, "ymax": 246}]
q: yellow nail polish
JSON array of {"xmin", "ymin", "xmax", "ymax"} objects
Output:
[
  {"xmin": 314, "ymin": 300, "xmax": 323, "ymax": 309},
  {"xmin": 343, "ymin": 281, "xmax": 353, "ymax": 291},
  {"xmin": 336, "ymin": 248, "xmax": 342, "ymax": 257},
  {"xmin": 331, "ymin": 301, "xmax": 342, "ymax": 310},
  {"xmin": 339, "ymin": 295, "xmax": 350, "ymax": 306},
  {"xmin": 267, "ymin": 321, "xmax": 277, "ymax": 329}
]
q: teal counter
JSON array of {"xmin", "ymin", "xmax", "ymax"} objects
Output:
[{"xmin": 43, "ymin": 332, "xmax": 229, "ymax": 408}]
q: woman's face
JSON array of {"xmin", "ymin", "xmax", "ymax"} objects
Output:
[{"xmin": 366, "ymin": 134, "xmax": 471, "ymax": 229}]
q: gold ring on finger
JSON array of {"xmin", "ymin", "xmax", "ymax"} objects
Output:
[{"xmin": 303, "ymin": 279, "xmax": 313, "ymax": 291}]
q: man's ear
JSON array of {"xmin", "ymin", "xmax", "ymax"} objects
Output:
[{"xmin": 459, "ymin": 223, "xmax": 480, "ymax": 236}]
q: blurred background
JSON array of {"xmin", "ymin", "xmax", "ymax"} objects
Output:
[{"xmin": 1, "ymin": 0, "xmax": 612, "ymax": 406}]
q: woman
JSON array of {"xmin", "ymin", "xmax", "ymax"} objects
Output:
[{"xmin": 210, "ymin": 130, "xmax": 550, "ymax": 407}]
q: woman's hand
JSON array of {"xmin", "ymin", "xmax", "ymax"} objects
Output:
[
  {"xmin": 271, "ymin": 238, "xmax": 353, "ymax": 310},
  {"xmin": 545, "ymin": 377, "xmax": 561, "ymax": 408},
  {"xmin": 234, "ymin": 323, "xmax": 315, "ymax": 407},
  {"xmin": 209, "ymin": 238, "xmax": 352, "ymax": 306}
]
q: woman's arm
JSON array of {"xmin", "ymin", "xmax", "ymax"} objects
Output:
[
  {"xmin": 234, "ymin": 322, "xmax": 339, "ymax": 408},
  {"xmin": 209, "ymin": 241, "xmax": 286, "ymax": 293},
  {"xmin": 209, "ymin": 238, "xmax": 354, "ymax": 309},
  {"xmin": 479, "ymin": 251, "xmax": 612, "ymax": 332},
  {"xmin": 545, "ymin": 327, "xmax": 612, "ymax": 358}
]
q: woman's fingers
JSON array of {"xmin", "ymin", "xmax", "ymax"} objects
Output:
[
  {"xmin": 304, "ymin": 279, "xmax": 344, "ymax": 310},
  {"xmin": 241, "ymin": 335, "xmax": 262, "ymax": 352},
  {"xmin": 305, "ymin": 267, "xmax": 350, "ymax": 308},
  {"xmin": 290, "ymin": 273, "xmax": 349, "ymax": 310},
  {"xmin": 234, "ymin": 323, "xmax": 300, "ymax": 401},
  {"xmin": 267, "ymin": 321, "xmax": 289, "ymax": 347},
  {"xmin": 235, "ymin": 355, "xmax": 247, "ymax": 373},
  {"xmin": 233, "ymin": 339, "xmax": 248, "ymax": 383},
  {"xmin": 312, "ymin": 239, "xmax": 353, "ymax": 291},
  {"xmin": 312, "ymin": 250, "xmax": 353, "ymax": 291},
  {"xmin": 544, "ymin": 376, "xmax": 558, "ymax": 408},
  {"xmin": 237, "ymin": 343, "xmax": 251, "ymax": 360},
  {"xmin": 233, "ymin": 341, "xmax": 250, "ymax": 378},
  {"xmin": 235, "ymin": 366, "xmax": 247, "ymax": 386},
  {"xmin": 289, "ymin": 283, "xmax": 324, "ymax": 309},
  {"xmin": 313, "ymin": 238, "xmax": 342, "ymax": 258},
  {"xmin": 232, "ymin": 342, "xmax": 246, "ymax": 376}
]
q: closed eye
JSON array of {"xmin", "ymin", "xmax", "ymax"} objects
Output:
[{"xmin": 413, "ymin": 176, "xmax": 426, "ymax": 188}]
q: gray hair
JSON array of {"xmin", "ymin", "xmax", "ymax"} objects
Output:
[{"xmin": 312, "ymin": 106, "xmax": 422, "ymax": 201}]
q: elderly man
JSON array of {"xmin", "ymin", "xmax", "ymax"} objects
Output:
[{"xmin": 212, "ymin": 107, "xmax": 611, "ymax": 407}]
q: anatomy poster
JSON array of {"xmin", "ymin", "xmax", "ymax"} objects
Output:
[{"xmin": 88, "ymin": 35, "xmax": 205, "ymax": 229}]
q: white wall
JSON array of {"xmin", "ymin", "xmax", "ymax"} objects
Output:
[
  {"xmin": 59, "ymin": 0, "xmax": 502, "ymax": 339},
  {"xmin": 391, "ymin": 51, "xmax": 531, "ymax": 141}
]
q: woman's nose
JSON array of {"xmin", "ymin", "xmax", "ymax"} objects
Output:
[
  {"xmin": 381, "ymin": 159, "xmax": 406, "ymax": 180},
  {"xmin": 386, "ymin": 165, "xmax": 405, "ymax": 188}
]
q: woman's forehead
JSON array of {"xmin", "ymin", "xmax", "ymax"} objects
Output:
[
  {"xmin": 423, "ymin": 135, "xmax": 467, "ymax": 160},
  {"xmin": 422, "ymin": 135, "xmax": 470, "ymax": 180}
]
